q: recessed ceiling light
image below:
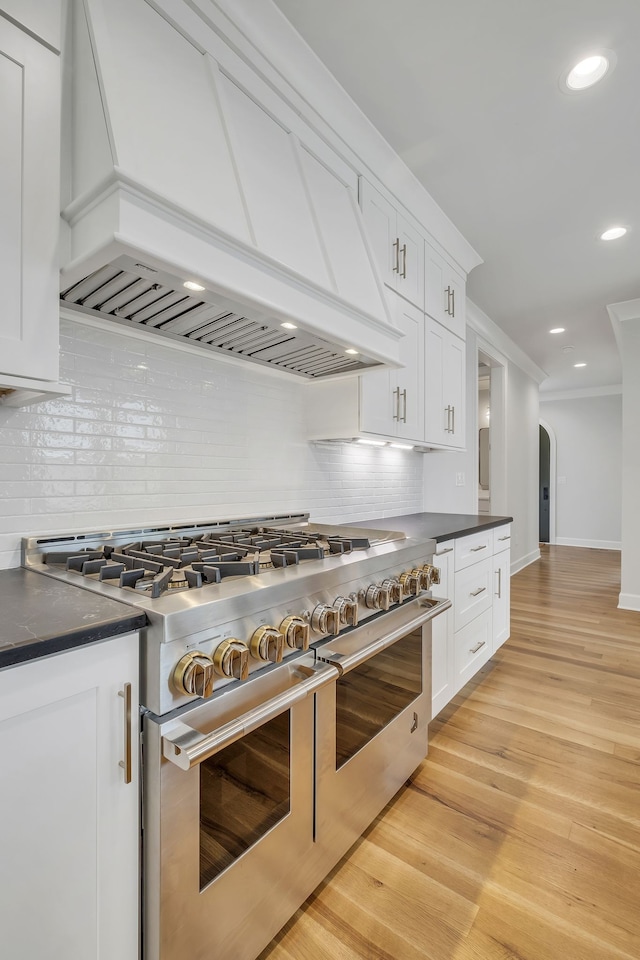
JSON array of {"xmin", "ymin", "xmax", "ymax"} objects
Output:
[
  {"xmin": 600, "ymin": 226, "xmax": 627, "ymax": 241},
  {"xmin": 281, "ymin": 321, "xmax": 297, "ymax": 330},
  {"xmin": 549, "ymin": 327, "xmax": 565, "ymax": 334},
  {"xmin": 345, "ymin": 348, "xmax": 359, "ymax": 355},
  {"xmin": 574, "ymin": 362, "xmax": 587, "ymax": 368},
  {"xmin": 565, "ymin": 54, "xmax": 610, "ymax": 90},
  {"xmin": 183, "ymin": 280, "xmax": 205, "ymax": 292}
]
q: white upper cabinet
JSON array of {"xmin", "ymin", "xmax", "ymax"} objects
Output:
[
  {"xmin": 425, "ymin": 243, "xmax": 466, "ymax": 339},
  {"xmin": 424, "ymin": 316, "xmax": 466, "ymax": 449},
  {"xmin": 360, "ymin": 296, "xmax": 424, "ymax": 441},
  {"xmin": 359, "ymin": 177, "xmax": 425, "ymax": 309},
  {"xmin": 0, "ymin": 14, "xmax": 61, "ymax": 387}
]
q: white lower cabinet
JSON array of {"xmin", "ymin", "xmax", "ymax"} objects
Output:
[
  {"xmin": 0, "ymin": 633, "xmax": 140, "ymax": 960},
  {"xmin": 432, "ymin": 523, "xmax": 511, "ymax": 717},
  {"xmin": 431, "ymin": 540, "xmax": 455, "ymax": 716}
]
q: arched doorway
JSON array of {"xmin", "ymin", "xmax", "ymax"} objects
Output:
[{"xmin": 539, "ymin": 419, "xmax": 557, "ymax": 544}]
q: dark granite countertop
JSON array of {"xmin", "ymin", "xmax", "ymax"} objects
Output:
[
  {"xmin": 0, "ymin": 568, "xmax": 147, "ymax": 670},
  {"xmin": 351, "ymin": 512, "xmax": 513, "ymax": 543}
]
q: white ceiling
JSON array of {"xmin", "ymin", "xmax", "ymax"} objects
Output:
[{"xmin": 271, "ymin": 0, "xmax": 640, "ymax": 393}]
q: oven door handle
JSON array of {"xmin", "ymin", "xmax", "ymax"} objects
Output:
[
  {"xmin": 318, "ymin": 595, "xmax": 451, "ymax": 676},
  {"xmin": 161, "ymin": 660, "xmax": 339, "ymax": 771}
]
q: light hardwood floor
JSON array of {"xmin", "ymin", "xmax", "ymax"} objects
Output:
[{"xmin": 260, "ymin": 546, "xmax": 640, "ymax": 960}]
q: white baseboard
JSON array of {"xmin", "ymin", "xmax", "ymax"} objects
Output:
[
  {"xmin": 556, "ymin": 538, "xmax": 621, "ymax": 551},
  {"xmin": 510, "ymin": 548, "xmax": 540, "ymax": 575},
  {"xmin": 618, "ymin": 593, "xmax": 640, "ymax": 611}
]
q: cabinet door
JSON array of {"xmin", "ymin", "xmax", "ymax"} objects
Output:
[
  {"xmin": 359, "ymin": 177, "xmax": 397, "ymax": 287},
  {"xmin": 424, "ymin": 317, "xmax": 466, "ymax": 449},
  {"xmin": 431, "ymin": 541, "xmax": 455, "ymax": 717},
  {"xmin": 360, "ymin": 293, "xmax": 424, "ymax": 441},
  {"xmin": 396, "ymin": 214, "xmax": 424, "ymax": 309},
  {"xmin": 0, "ymin": 19, "xmax": 60, "ymax": 381},
  {"xmin": 425, "ymin": 243, "xmax": 465, "ymax": 339},
  {"xmin": 444, "ymin": 331, "xmax": 466, "ymax": 448},
  {"xmin": 493, "ymin": 550, "xmax": 511, "ymax": 650},
  {"xmin": 395, "ymin": 298, "xmax": 424, "ymax": 441},
  {"xmin": 454, "ymin": 557, "xmax": 493, "ymax": 631},
  {"xmin": 454, "ymin": 608, "xmax": 493, "ymax": 693},
  {"xmin": 0, "ymin": 634, "xmax": 140, "ymax": 960}
]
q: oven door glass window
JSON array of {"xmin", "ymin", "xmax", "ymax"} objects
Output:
[
  {"xmin": 200, "ymin": 711, "xmax": 290, "ymax": 889},
  {"xmin": 335, "ymin": 628, "xmax": 422, "ymax": 769}
]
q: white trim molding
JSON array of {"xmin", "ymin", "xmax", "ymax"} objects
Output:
[
  {"xmin": 618, "ymin": 593, "xmax": 640, "ymax": 612},
  {"xmin": 539, "ymin": 418, "xmax": 556, "ymax": 545},
  {"xmin": 510, "ymin": 548, "xmax": 541, "ymax": 576},
  {"xmin": 556, "ymin": 538, "xmax": 621, "ymax": 551},
  {"xmin": 540, "ymin": 384, "xmax": 622, "ymax": 402}
]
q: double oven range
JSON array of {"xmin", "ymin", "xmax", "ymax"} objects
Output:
[{"xmin": 23, "ymin": 513, "xmax": 449, "ymax": 960}]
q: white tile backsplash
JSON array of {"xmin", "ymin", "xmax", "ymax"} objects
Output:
[{"xmin": 0, "ymin": 319, "xmax": 424, "ymax": 567}]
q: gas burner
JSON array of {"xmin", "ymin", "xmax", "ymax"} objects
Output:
[{"xmin": 37, "ymin": 523, "xmax": 375, "ymax": 598}]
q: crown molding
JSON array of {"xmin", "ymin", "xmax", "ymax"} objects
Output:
[
  {"xmin": 540, "ymin": 384, "xmax": 622, "ymax": 402},
  {"xmin": 466, "ymin": 298, "xmax": 547, "ymax": 384}
]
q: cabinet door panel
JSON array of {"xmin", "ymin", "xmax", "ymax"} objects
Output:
[
  {"xmin": 395, "ymin": 299, "xmax": 424, "ymax": 441},
  {"xmin": 454, "ymin": 608, "xmax": 493, "ymax": 693},
  {"xmin": 396, "ymin": 215, "xmax": 424, "ymax": 309},
  {"xmin": 454, "ymin": 557, "xmax": 493, "ymax": 631},
  {"xmin": 424, "ymin": 319, "xmax": 447, "ymax": 445},
  {"xmin": 0, "ymin": 20, "xmax": 59, "ymax": 381},
  {"xmin": 219, "ymin": 75, "xmax": 329, "ymax": 287},
  {"xmin": 360, "ymin": 366, "xmax": 394, "ymax": 435},
  {"xmin": 445, "ymin": 332, "xmax": 465, "ymax": 448},
  {"xmin": 432, "ymin": 541, "xmax": 454, "ymax": 717},
  {"xmin": 493, "ymin": 551, "xmax": 511, "ymax": 650},
  {"xmin": 359, "ymin": 177, "xmax": 397, "ymax": 287},
  {"xmin": 0, "ymin": 634, "xmax": 139, "ymax": 960}
]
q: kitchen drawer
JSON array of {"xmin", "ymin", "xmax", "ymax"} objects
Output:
[
  {"xmin": 454, "ymin": 557, "xmax": 493, "ymax": 631},
  {"xmin": 493, "ymin": 524, "xmax": 511, "ymax": 554},
  {"xmin": 454, "ymin": 608, "xmax": 492, "ymax": 693},
  {"xmin": 454, "ymin": 530, "xmax": 492, "ymax": 571}
]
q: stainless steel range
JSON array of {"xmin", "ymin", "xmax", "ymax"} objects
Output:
[{"xmin": 23, "ymin": 513, "xmax": 450, "ymax": 960}]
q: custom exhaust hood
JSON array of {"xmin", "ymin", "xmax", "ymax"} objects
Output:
[{"xmin": 61, "ymin": 0, "xmax": 403, "ymax": 378}]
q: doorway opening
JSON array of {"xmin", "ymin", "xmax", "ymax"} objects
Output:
[
  {"xmin": 476, "ymin": 344, "xmax": 507, "ymax": 517},
  {"xmin": 539, "ymin": 419, "xmax": 556, "ymax": 544}
]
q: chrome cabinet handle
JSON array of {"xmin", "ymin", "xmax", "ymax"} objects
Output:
[
  {"xmin": 496, "ymin": 567, "xmax": 502, "ymax": 599},
  {"xmin": 470, "ymin": 544, "xmax": 487, "ymax": 552},
  {"xmin": 118, "ymin": 682, "xmax": 133, "ymax": 785},
  {"xmin": 445, "ymin": 405, "xmax": 452, "ymax": 433},
  {"xmin": 450, "ymin": 288, "xmax": 455, "ymax": 317},
  {"xmin": 161, "ymin": 661, "xmax": 340, "ymax": 771},
  {"xmin": 401, "ymin": 388, "xmax": 407, "ymax": 423},
  {"xmin": 401, "ymin": 243, "xmax": 407, "ymax": 278},
  {"xmin": 470, "ymin": 586, "xmax": 486, "ymax": 597},
  {"xmin": 392, "ymin": 237, "xmax": 400, "ymax": 274},
  {"xmin": 437, "ymin": 546, "xmax": 453, "ymax": 555},
  {"xmin": 498, "ymin": 535, "xmax": 510, "ymax": 541},
  {"xmin": 470, "ymin": 640, "xmax": 486, "ymax": 654},
  {"xmin": 450, "ymin": 405, "xmax": 455, "ymax": 434},
  {"xmin": 393, "ymin": 386, "xmax": 400, "ymax": 421}
]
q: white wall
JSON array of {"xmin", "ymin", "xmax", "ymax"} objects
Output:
[
  {"xmin": 0, "ymin": 318, "xmax": 424, "ymax": 569},
  {"xmin": 506, "ymin": 362, "xmax": 540, "ymax": 572},
  {"xmin": 539, "ymin": 393, "xmax": 622, "ymax": 549}
]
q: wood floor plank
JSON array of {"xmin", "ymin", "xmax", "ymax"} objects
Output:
[{"xmin": 261, "ymin": 546, "xmax": 640, "ymax": 960}]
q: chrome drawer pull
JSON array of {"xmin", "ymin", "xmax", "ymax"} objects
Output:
[
  {"xmin": 470, "ymin": 586, "xmax": 486, "ymax": 597},
  {"xmin": 470, "ymin": 545, "xmax": 487, "ymax": 552},
  {"xmin": 118, "ymin": 682, "xmax": 133, "ymax": 785},
  {"xmin": 498, "ymin": 535, "xmax": 510, "ymax": 541},
  {"xmin": 470, "ymin": 640, "xmax": 486, "ymax": 654},
  {"xmin": 437, "ymin": 547, "xmax": 453, "ymax": 555}
]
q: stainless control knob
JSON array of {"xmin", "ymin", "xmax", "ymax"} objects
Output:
[
  {"xmin": 213, "ymin": 638, "xmax": 250, "ymax": 680},
  {"xmin": 380, "ymin": 578, "xmax": 404, "ymax": 604},
  {"xmin": 311, "ymin": 603, "xmax": 341, "ymax": 636},
  {"xmin": 334, "ymin": 595, "xmax": 359, "ymax": 627},
  {"xmin": 250, "ymin": 626, "xmax": 285, "ymax": 663},
  {"xmin": 399, "ymin": 570, "xmax": 421, "ymax": 597},
  {"xmin": 364, "ymin": 583, "xmax": 391, "ymax": 611},
  {"xmin": 421, "ymin": 563, "xmax": 441, "ymax": 587},
  {"xmin": 280, "ymin": 615, "xmax": 311, "ymax": 650},
  {"xmin": 173, "ymin": 651, "xmax": 215, "ymax": 699}
]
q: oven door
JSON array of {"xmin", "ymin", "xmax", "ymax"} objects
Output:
[
  {"xmin": 143, "ymin": 655, "xmax": 339, "ymax": 960},
  {"xmin": 314, "ymin": 595, "xmax": 450, "ymax": 874}
]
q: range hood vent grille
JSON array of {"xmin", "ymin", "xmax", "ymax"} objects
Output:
[{"xmin": 61, "ymin": 261, "xmax": 381, "ymax": 379}]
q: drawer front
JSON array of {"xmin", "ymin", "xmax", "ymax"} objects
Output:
[
  {"xmin": 454, "ymin": 557, "xmax": 493, "ymax": 631},
  {"xmin": 454, "ymin": 530, "xmax": 493, "ymax": 571},
  {"xmin": 493, "ymin": 524, "xmax": 511, "ymax": 554},
  {"xmin": 454, "ymin": 608, "xmax": 493, "ymax": 693}
]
